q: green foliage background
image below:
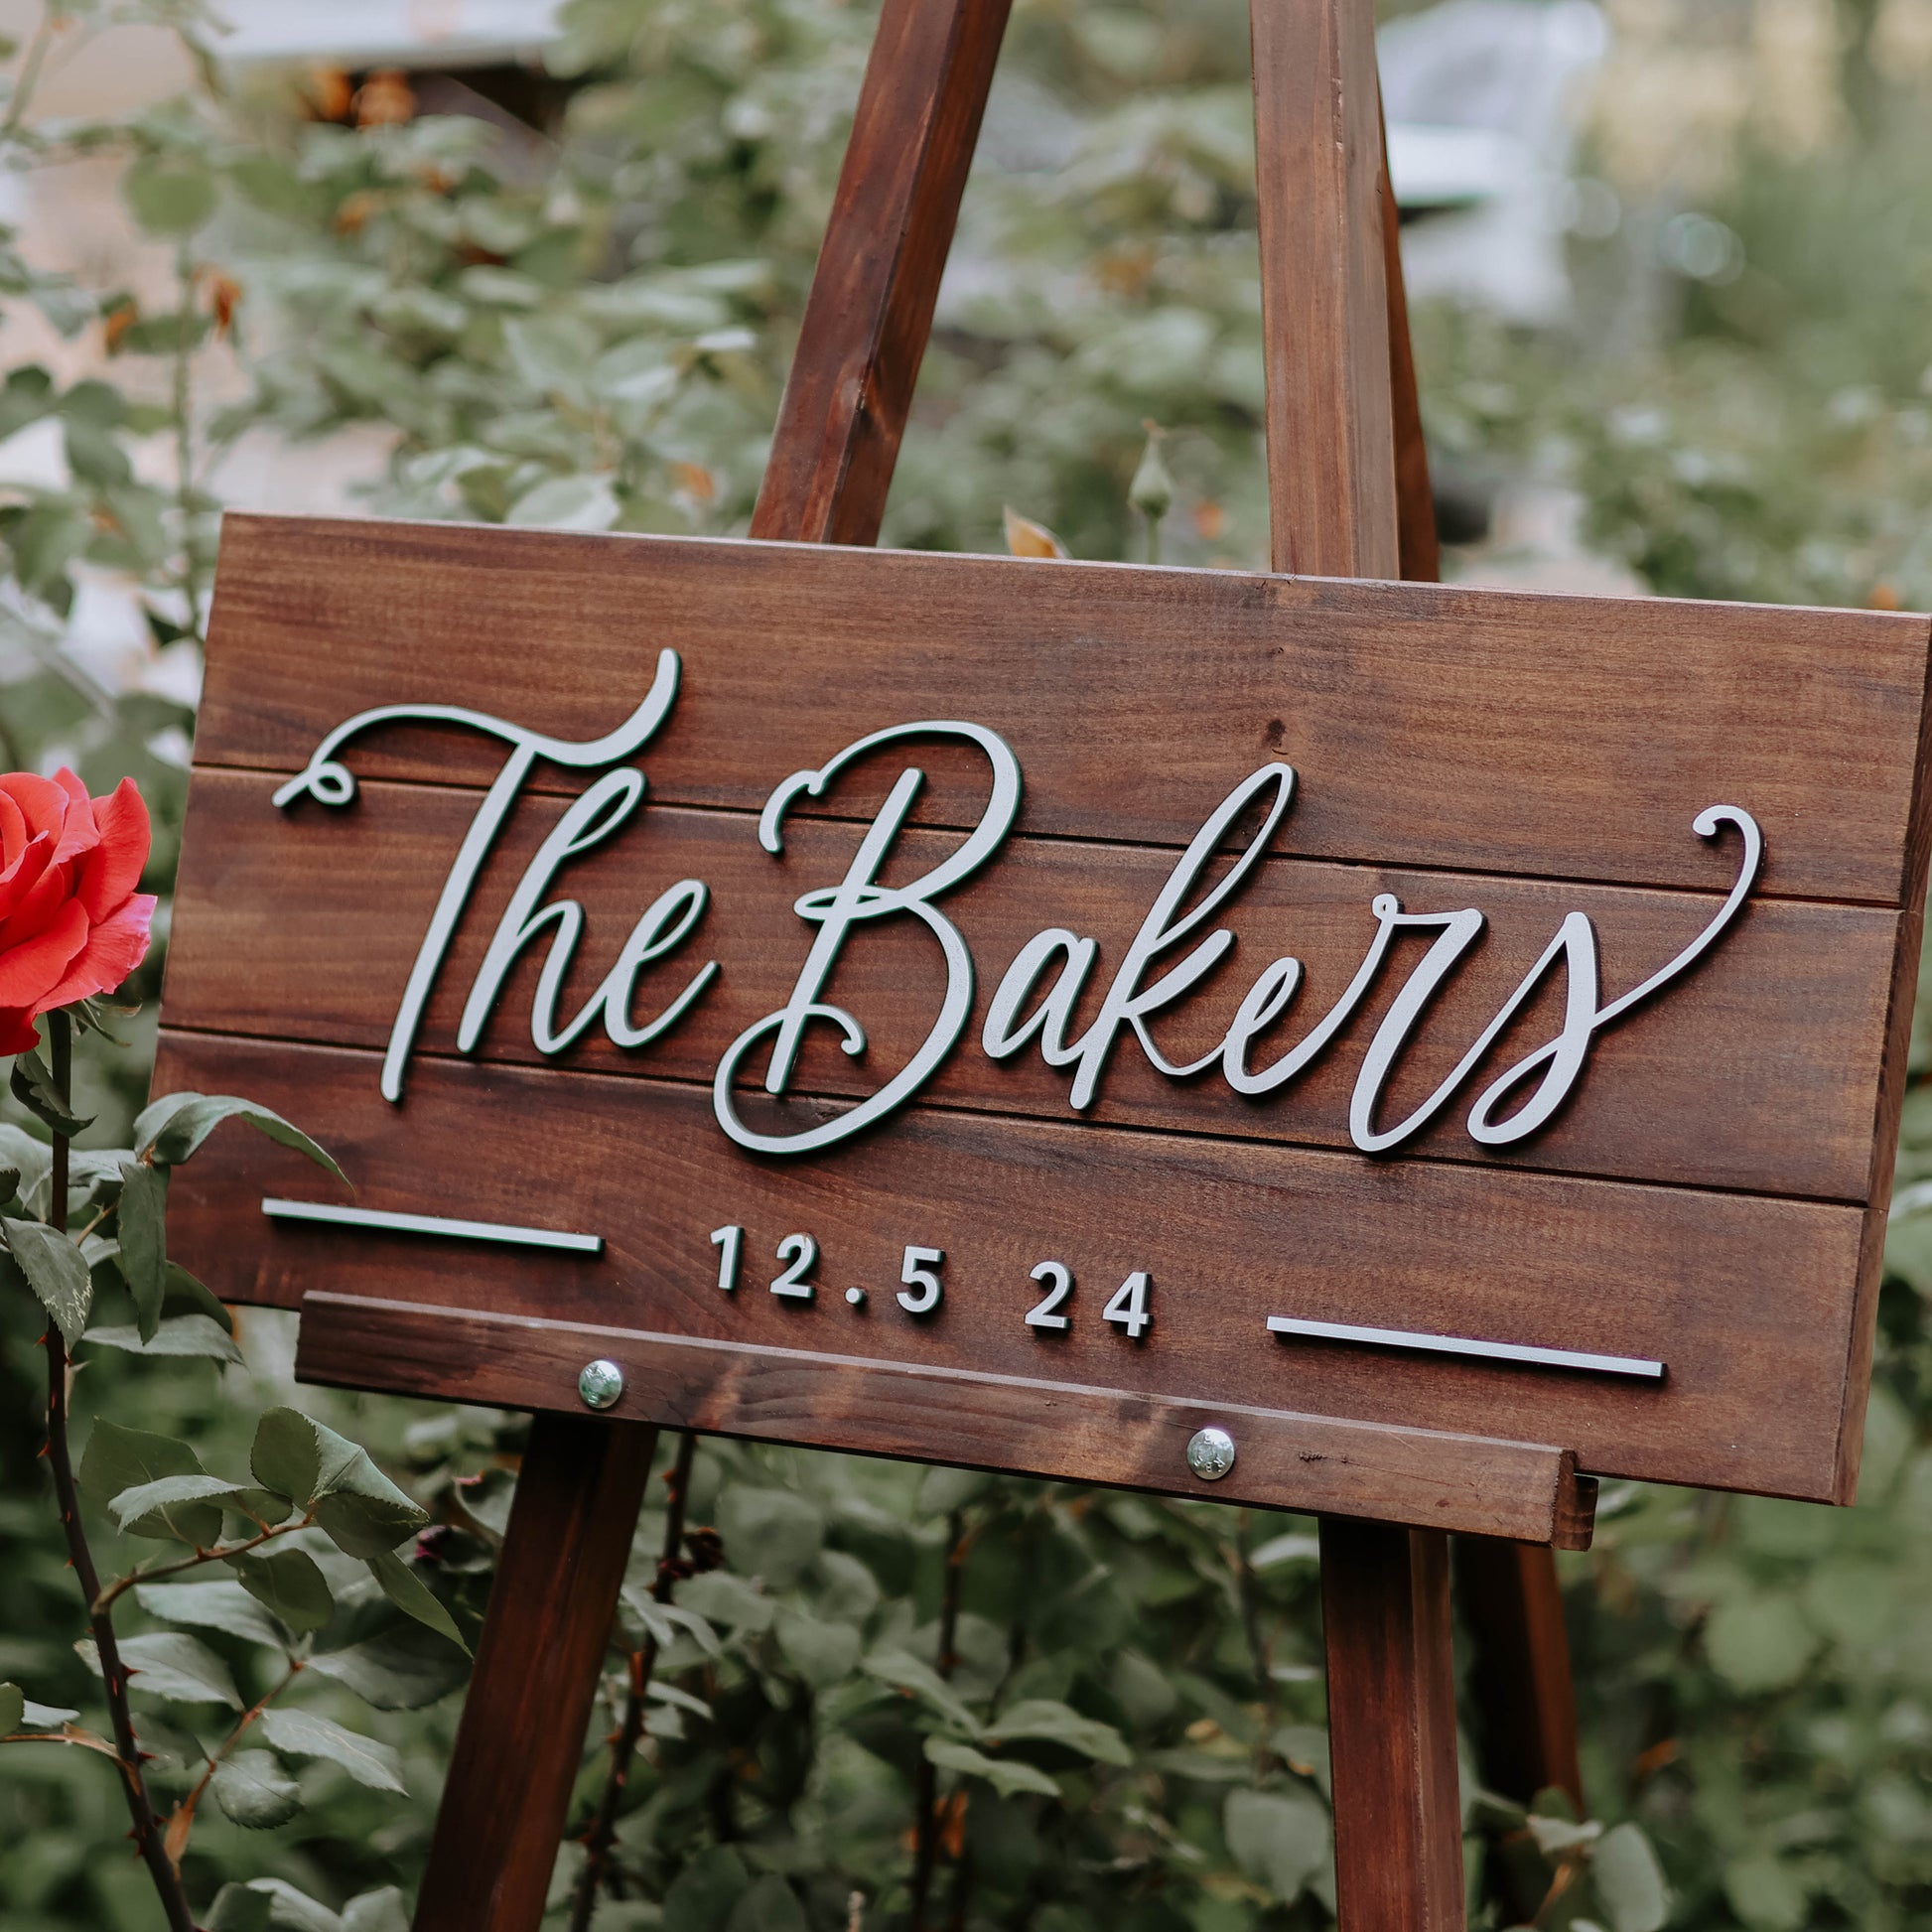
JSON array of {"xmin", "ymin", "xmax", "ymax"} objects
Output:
[{"xmin": 5, "ymin": 0, "xmax": 1932, "ymax": 1928}]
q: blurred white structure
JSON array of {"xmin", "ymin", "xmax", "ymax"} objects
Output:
[
  {"xmin": 213, "ymin": 0, "xmax": 563, "ymax": 69},
  {"xmin": 1381, "ymin": 0, "xmax": 1610, "ymax": 325}
]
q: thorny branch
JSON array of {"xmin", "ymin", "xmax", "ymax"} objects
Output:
[
  {"xmin": 568, "ymin": 1430, "xmax": 700, "ymax": 1930},
  {"xmin": 39, "ymin": 1012, "xmax": 198, "ymax": 1932}
]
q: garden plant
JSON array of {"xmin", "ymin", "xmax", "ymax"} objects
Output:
[{"xmin": 4, "ymin": 1, "xmax": 1932, "ymax": 1929}]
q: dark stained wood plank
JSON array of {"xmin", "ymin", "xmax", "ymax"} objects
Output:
[
  {"xmin": 163, "ymin": 766, "xmax": 1901, "ymax": 1204},
  {"xmin": 293, "ymin": 1293, "xmax": 1594, "ymax": 1546},
  {"xmin": 414, "ymin": 1412, "xmax": 657, "ymax": 1932},
  {"xmin": 1320, "ymin": 1519, "xmax": 1464, "ymax": 1928},
  {"xmin": 195, "ymin": 516, "xmax": 1932, "ymax": 908},
  {"xmin": 1249, "ymin": 0, "xmax": 1397, "ymax": 577},
  {"xmin": 1452, "ymin": 1535, "xmax": 1584, "ymax": 1809},
  {"xmin": 749, "ymin": 0, "xmax": 1010, "ymax": 545},
  {"xmin": 1380, "ymin": 107, "xmax": 1440, "ymax": 586},
  {"xmin": 154, "ymin": 1029, "xmax": 1870, "ymax": 1502},
  {"xmin": 412, "ymin": 9, "xmax": 1014, "ymax": 1915}
]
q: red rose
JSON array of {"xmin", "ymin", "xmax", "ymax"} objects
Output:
[{"xmin": 0, "ymin": 768, "xmax": 156, "ymax": 1055}]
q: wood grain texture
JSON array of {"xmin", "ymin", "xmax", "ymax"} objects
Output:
[
  {"xmin": 1320, "ymin": 1519, "xmax": 1464, "ymax": 1928},
  {"xmin": 749, "ymin": 0, "xmax": 1009, "ymax": 545},
  {"xmin": 155, "ymin": 1028, "xmax": 1868, "ymax": 1501},
  {"xmin": 196, "ymin": 513, "xmax": 1932, "ymax": 907},
  {"xmin": 412, "ymin": 10, "xmax": 1011, "ymax": 1919},
  {"xmin": 163, "ymin": 765, "xmax": 1901, "ymax": 1203},
  {"xmin": 1250, "ymin": 0, "xmax": 1397, "ymax": 577},
  {"xmin": 413, "ymin": 1413, "xmax": 657, "ymax": 1932},
  {"xmin": 1380, "ymin": 107, "xmax": 1439, "ymax": 587},
  {"xmin": 1452, "ymin": 1535, "xmax": 1584, "ymax": 1810},
  {"xmin": 292, "ymin": 1293, "xmax": 1594, "ymax": 1545}
]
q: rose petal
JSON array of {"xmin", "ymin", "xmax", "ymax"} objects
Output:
[
  {"xmin": 0, "ymin": 787, "xmax": 24, "ymax": 870},
  {"xmin": 0, "ymin": 855, "xmax": 73, "ymax": 949},
  {"xmin": 0, "ymin": 772, "xmax": 69, "ymax": 849},
  {"xmin": 0, "ymin": 829, "xmax": 52, "ymax": 924},
  {"xmin": 36, "ymin": 893, "xmax": 155, "ymax": 1012},
  {"xmin": 76, "ymin": 777, "xmax": 151, "ymax": 921},
  {"xmin": 0, "ymin": 897, "xmax": 87, "ymax": 1007},
  {"xmin": 0, "ymin": 1007, "xmax": 39, "ymax": 1055},
  {"xmin": 48, "ymin": 768, "xmax": 99, "ymax": 868}
]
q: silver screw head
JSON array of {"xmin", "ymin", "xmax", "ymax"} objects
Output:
[
  {"xmin": 578, "ymin": 1358, "xmax": 624, "ymax": 1411},
  {"xmin": 1186, "ymin": 1427, "xmax": 1236, "ymax": 1481}
]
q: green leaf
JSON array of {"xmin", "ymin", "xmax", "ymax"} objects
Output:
[
  {"xmin": 724, "ymin": 1874, "xmax": 807, "ymax": 1932},
  {"xmin": 136, "ymin": 1580, "xmax": 287, "ymax": 1649},
  {"xmin": 256, "ymin": 1706, "xmax": 405, "ymax": 1793},
  {"xmin": 213, "ymin": 1749, "xmax": 302, "ymax": 1829},
  {"xmin": 623, "ymin": 1592, "xmax": 721, "ymax": 1656},
  {"xmin": 679, "ymin": 1570, "xmax": 775, "ymax": 1634},
  {"xmin": 317, "ymin": 1489, "xmax": 428, "ymax": 1560},
  {"xmin": 1706, "ymin": 1595, "xmax": 1818, "ymax": 1694},
  {"xmin": 226, "ymin": 154, "xmax": 317, "ymax": 220},
  {"xmin": 207, "ymin": 1884, "xmax": 275, "ymax": 1932},
  {"xmin": 1593, "ymin": 1822, "xmax": 1671, "ymax": 1932},
  {"xmin": 65, "ymin": 415, "xmax": 132, "ymax": 487},
  {"xmin": 663, "ymin": 1846, "xmax": 752, "ymax": 1932},
  {"xmin": 862, "ymin": 1648, "xmax": 983, "ymax": 1734},
  {"xmin": 924, "ymin": 1736, "xmax": 1062, "ymax": 1798},
  {"xmin": 0, "ymin": 364, "xmax": 54, "ymax": 441},
  {"xmin": 81, "ymin": 1630, "xmax": 241, "ymax": 1707},
  {"xmin": 647, "ymin": 1680, "xmax": 711, "ymax": 1720},
  {"xmin": 341, "ymin": 1889, "xmax": 410, "ymax": 1932},
  {"xmin": 252, "ymin": 1407, "xmax": 322, "ymax": 1504},
  {"xmin": 123, "ymin": 158, "xmax": 217, "ymax": 236},
  {"xmin": 19, "ymin": 1697, "xmax": 79, "ymax": 1727},
  {"xmin": 88, "ymin": 1437, "xmax": 221, "ymax": 1538},
  {"xmin": 208, "ymin": 1878, "xmax": 343, "ymax": 1932},
  {"xmin": 9, "ymin": 498, "xmax": 89, "ymax": 601},
  {"xmin": 1528, "ymin": 1815, "xmax": 1603, "ymax": 1855},
  {"xmin": 84, "ymin": 1315, "xmax": 243, "ymax": 1365},
  {"xmin": 116, "ymin": 1160, "xmax": 168, "ymax": 1340},
  {"xmin": 161, "ymin": 1260, "xmax": 233, "ymax": 1331},
  {"xmin": 253, "ymin": 1410, "xmax": 424, "ymax": 1552},
  {"xmin": 1223, "ymin": 1787, "xmax": 1331, "ymax": 1903},
  {"xmin": 718, "ymin": 1485, "xmax": 824, "ymax": 1587},
  {"xmin": 80, "ymin": 1420, "xmax": 209, "ymax": 1536},
  {"xmin": 985, "ymin": 1698, "xmax": 1132, "ymax": 1765},
  {"xmin": 505, "ymin": 471, "xmax": 620, "ymax": 531},
  {"xmin": 9, "ymin": 1048, "xmax": 92, "ymax": 1137},
  {"xmin": 774, "ymin": 1605, "xmax": 861, "ymax": 1688},
  {"xmin": 0, "ymin": 1683, "xmax": 22, "ymax": 1735},
  {"xmin": 230, "ymin": 1548, "xmax": 336, "ymax": 1636},
  {"xmin": 109, "ymin": 1472, "xmax": 244, "ymax": 1541},
  {"xmin": 135, "ymin": 1093, "xmax": 345, "ymax": 1181},
  {"xmin": 0, "ymin": 1126, "xmax": 51, "ymax": 1215},
  {"xmin": 3, "ymin": 1216, "xmax": 92, "ymax": 1345},
  {"xmin": 367, "ymin": 1551, "xmax": 469, "ymax": 1653},
  {"xmin": 306, "ymin": 1625, "xmax": 468, "ymax": 1711}
]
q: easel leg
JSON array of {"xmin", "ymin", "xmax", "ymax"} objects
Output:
[
  {"xmin": 414, "ymin": 1415, "xmax": 659, "ymax": 1932},
  {"xmin": 1453, "ymin": 1537, "xmax": 1584, "ymax": 1810},
  {"xmin": 1320, "ymin": 1517, "xmax": 1465, "ymax": 1931}
]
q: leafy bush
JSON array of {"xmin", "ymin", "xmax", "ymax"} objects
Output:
[{"xmin": 7, "ymin": 1, "xmax": 1932, "ymax": 1928}]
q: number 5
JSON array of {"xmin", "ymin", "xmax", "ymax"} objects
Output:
[{"xmin": 897, "ymin": 1246, "xmax": 945, "ymax": 1315}]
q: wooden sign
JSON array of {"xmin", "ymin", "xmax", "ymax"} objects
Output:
[{"xmin": 156, "ymin": 511, "xmax": 1932, "ymax": 1541}]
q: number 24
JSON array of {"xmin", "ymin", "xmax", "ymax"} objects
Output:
[{"xmin": 1027, "ymin": 1264, "xmax": 1151, "ymax": 1339}]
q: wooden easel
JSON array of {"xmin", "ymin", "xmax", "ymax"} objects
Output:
[{"xmin": 408, "ymin": 2, "xmax": 1581, "ymax": 1924}]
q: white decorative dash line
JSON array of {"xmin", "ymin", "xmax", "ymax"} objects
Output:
[
  {"xmin": 1266, "ymin": 1315, "xmax": 1663, "ymax": 1380},
  {"xmin": 262, "ymin": 1197, "xmax": 604, "ymax": 1256}
]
